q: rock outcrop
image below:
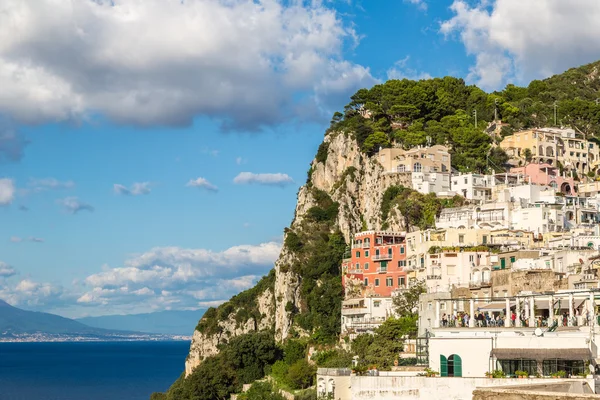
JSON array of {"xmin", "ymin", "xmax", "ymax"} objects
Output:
[{"xmin": 184, "ymin": 130, "xmax": 409, "ymax": 376}]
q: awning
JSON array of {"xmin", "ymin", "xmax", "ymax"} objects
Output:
[
  {"xmin": 491, "ymin": 348, "xmax": 591, "ymax": 361},
  {"xmin": 478, "ymin": 302, "xmax": 510, "ymax": 312}
]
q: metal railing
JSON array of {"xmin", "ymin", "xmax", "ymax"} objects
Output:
[
  {"xmin": 372, "ymin": 254, "xmax": 393, "ymax": 261},
  {"xmin": 426, "ymin": 275, "xmax": 442, "ymax": 280}
]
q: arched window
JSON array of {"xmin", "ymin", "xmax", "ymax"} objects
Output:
[
  {"xmin": 397, "ymin": 164, "xmax": 405, "ymax": 172},
  {"xmin": 413, "ymin": 162, "xmax": 422, "ymax": 172},
  {"xmin": 546, "ymin": 146, "xmax": 554, "ymax": 157},
  {"xmin": 448, "ymin": 354, "xmax": 463, "ymax": 377},
  {"xmin": 538, "ymin": 145, "xmax": 544, "ymax": 156}
]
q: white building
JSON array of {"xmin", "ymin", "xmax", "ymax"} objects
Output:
[
  {"xmin": 451, "ymin": 173, "xmax": 496, "ymax": 203},
  {"xmin": 341, "ymin": 296, "xmax": 395, "ymax": 339}
]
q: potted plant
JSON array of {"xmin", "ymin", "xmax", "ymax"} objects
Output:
[
  {"xmin": 551, "ymin": 370, "xmax": 566, "ymax": 379},
  {"xmin": 515, "ymin": 370, "xmax": 528, "ymax": 379},
  {"xmin": 485, "ymin": 371, "xmax": 493, "ymax": 378},
  {"xmin": 491, "ymin": 370, "xmax": 506, "ymax": 378},
  {"xmin": 423, "ymin": 368, "xmax": 439, "ymax": 377}
]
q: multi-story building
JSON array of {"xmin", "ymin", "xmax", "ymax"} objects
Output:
[
  {"xmin": 450, "ymin": 173, "xmax": 495, "ymax": 203},
  {"xmin": 500, "ymin": 127, "xmax": 599, "ymax": 175},
  {"xmin": 341, "ymin": 231, "xmax": 408, "ymax": 298},
  {"xmin": 377, "ymin": 145, "xmax": 452, "ymax": 195},
  {"xmin": 509, "ymin": 163, "xmax": 577, "ymax": 195},
  {"xmin": 340, "ymin": 296, "xmax": 395, "ymax": 339}
]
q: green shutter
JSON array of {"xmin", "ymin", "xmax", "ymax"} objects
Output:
[
  {"xmin": 453, "ymin": 355, "xmax": 462, "ymax": 377},
  {"xmin": 440, "ymin": 355, "xmax": 448, "ymax": 377},
  {"xmin": 500, "ymin": 258, "xmax": 506, "ymax": 269}
]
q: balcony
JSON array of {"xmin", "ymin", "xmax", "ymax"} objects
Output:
[
  {"xmin": 346, "ymin": 269, "xmax": 362, "ymax": 275},
  {"xmin": 376, "ymin": 268, "xmax": 388, "ymax": 274},
  {"xmin": 372, "ymin": 254, "xmax": 393, "ymax": 261},
  {"xmin": 341, "ymin": 307, "xmax": 368, "ymax": 316},
  {"xmin": 426, "ymin": 275, "xmax": 442, "ymax": 280}
]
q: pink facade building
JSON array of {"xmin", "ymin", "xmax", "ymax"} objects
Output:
[{"xmin": 510, "ymin": 163, "xmax": 577, "ymax": 195}]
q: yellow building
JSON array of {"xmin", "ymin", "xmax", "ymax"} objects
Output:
[
  {"xmin": 378, "ymin": 145, "xmax": 451, "ymax": 174},
  {"xmin": 500, "ymin": 128, "xmax": 599, "ymax": 175}
]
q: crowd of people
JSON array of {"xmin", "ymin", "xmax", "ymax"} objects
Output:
[{"xmin": 439, "ymin": 309, "xmax": 594, "ymax": 328}]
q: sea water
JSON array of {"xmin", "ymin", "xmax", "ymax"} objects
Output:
[{"xmin": 0, "ymin": 341, "xmax": 190, "ymax": 400}]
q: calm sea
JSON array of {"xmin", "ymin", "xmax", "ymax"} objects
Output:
[{"xmin": 0, "ymin": 341, "xmax": 190, "ymax": 400}]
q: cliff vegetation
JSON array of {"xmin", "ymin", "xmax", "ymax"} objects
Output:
[{"xmin": 153, "ymin": 60, "xmax": 600, "ymax": 400}]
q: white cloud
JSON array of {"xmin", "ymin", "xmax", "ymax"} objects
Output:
[
  {"xmin": 76, "ymin": 242, "xmax": 281, "ymax": 312},
  {"xmin": 57, "ymin": 197, "xmax": 94, "ymax": 214},
  {"xmin": 405, "ymin": 0, "xmax": 427, "ymax": 11},
  {"xmin": 10, "ymin": 236, "xmax": 44, "ymax": 243},
  {"xmin": 28, "ymin": 178, "xmax": 75, "ymax": 192},
  {"xmin": 440, "ymin": 0, "xmax": 600, "ymax": 90},
  {"xmin": 0, "ymin": 278, "xmax": 66, "ymax": 308},
  {"xmin": 0, "ymin": 262, "xmax": 17, "ymax": 278},
  {"xmin": 113, "ymin": 182, "xmax": 152, "ymax": 196},
  {"xmin": 235, "ymin": 157, "xmax": 246, "ymax": 165},
  {"xmin": 233, "ymin": 172, "xmax": 294, "ymax": 186},
  {"xmin": 386, "ymin": 56, "xmax": 432, "ymax": 81},
  {"xmin": 186, "ymin": 177, "xmax": 218, "ymax": 192},
  {"xmin": 0, "ymin": 178, "xmax": 15, "ymax": 205},
  {"xmin": 0, "ymin": 0, "xmax": 373, "ymax": 129}
]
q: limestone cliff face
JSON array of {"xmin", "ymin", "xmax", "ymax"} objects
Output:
[{"xmin": 185, "ymin": 131, "xmax": 409, "ymax": 376}]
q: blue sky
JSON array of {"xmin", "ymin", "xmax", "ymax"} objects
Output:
[{"xmin": 1, "ymin": 0, "xmax": 600, "ymax": 318}]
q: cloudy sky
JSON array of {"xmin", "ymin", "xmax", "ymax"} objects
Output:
[{"xmin": 1, "ymin": 0, "xmax": 600, "ymax": 318}]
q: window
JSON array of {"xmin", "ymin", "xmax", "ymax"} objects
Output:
[
  {"xmin": 386, "ymin": 277, "xmax": 393, "ymax": 287},
  {"xmin": 400, "ymin": 246, "xmax": 405, "ymax": 254},
  {"xmin": 364, "ymin": 262, "xmax": 369, "ymax": 270},
  {"xmin": 373, "ymin": 300, "xmax": 381, "ymax": 308},
  {"xmin": 365, "ymin": 250, "xmax": 369, "ymax": 257},
  {"xmin": 355, "ymin": 263, "xmax": 359, "ymax": 269},
  {"xmin": 398, "ymin": 277, "xmax": 406, "ymax": 287},
  {"xmin": 499, "ymin": 359, "xmax": 537, "ymax": 377},
  {"xmin": 510, "ymin": 256, "xmax": 516, "ymax": 263},
  {"xmin": 413, "ymin": 162, "xmax": 422, "ymax": 172},
  {"xmin": 355, "ymin": 251, "xmax": 360, "ymax": 258},
  {"xmin": 379, "ymin": 262, "xmax": 387, "ymax": 273},
  {"xmin": 398, "ymin": 260, "xmax": 406, "ymax": 267},
  {"xmin": 469, "ymin": 255, "xmax": 474, "ymax": 262},
  {"xmin": 500, "ymin": 258, "xmax": 506, "ymax": 269},
  {"xmin": 364, "ymin": 278, "xmax": 368, "ymax": 286},
  {"xmin": 464, "ymin": 178, "xmax": 468, "ymax": 184},
  {"xmin": 427, "ymin": 302, "xmax": 432, "ymax": 310},
  {"xmin": 542, "ymin": 360, "xmax": 585, "ymax": 376},
  {"xmin": 482, "ymin": 235, "xmax": 488, "ymax": 244},
  {"xmin": 375, "ymin": 278, "xmax": 380, "ymax": 287},
  {"xmin": 459, "ymin": 234, "xmax": 465, "ymax": 243},
  {"xmin": 440, "ymin": 355, "xmax": 462, "ymax": 377}
]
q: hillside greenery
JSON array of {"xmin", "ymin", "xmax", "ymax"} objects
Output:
[
  {"xmin": 330, "ymin": 60, "xmax": 600, "ymax": 172},
  {"xmin": 155, "ymin": 61, "xmax": 600, "ymax": 400}
]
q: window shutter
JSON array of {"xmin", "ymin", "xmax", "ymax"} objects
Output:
[
  {"xmin": 453, "ymin": 355, "xmax": 463, "ymax": 377},
  {"xmin": 440, "ymin": 355, "xmax": 448, "ymax": 377}
]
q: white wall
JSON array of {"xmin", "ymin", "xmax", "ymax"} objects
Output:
[
  {"xmin": 429, "ymin": 337, "xmax": 494, "ymax": 377},
  {"xmin": 316, "ymin": 373, "xmax": 589, "ymax": 400}
]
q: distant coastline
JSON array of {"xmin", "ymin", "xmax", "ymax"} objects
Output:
[{"xmin": 0, "ymin": 333, "xmax": 191, "ymax": 343}]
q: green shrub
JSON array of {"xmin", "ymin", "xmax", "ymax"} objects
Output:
[
  {"xmin": 237, "ymin": 382, "xmax": 285, "ymax": 400},
  {"xmin": 286, "ymin": 359, "xmax": 317, "ymax": 390},
  {"xmin": 316, "ymin": 142, "xmax": 330, "ymax": 164},
  {"xmin": 284, "ymin": 339, "xmax": 306, "ymax": 365}
]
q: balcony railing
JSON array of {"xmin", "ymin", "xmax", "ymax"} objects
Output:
[
  {"xmin": 377, "ymin": 268, "xmax": 388, "ymax": 274},
  {"xmin": 341, "ymin": 307, "xmax": 368, "ymax": 316},
  {"xmin": 426, "ymin": 275, "xmax": 442, "ymax": 280},
  {"xmin": 372, "ymin": 254, "xmax": 393, "ymax": 261},
  {"xmin": 346, "ymin": 269, "xmax": 362, "ymax": 275}
]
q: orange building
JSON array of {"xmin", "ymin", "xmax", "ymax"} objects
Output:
[{"xmin": 342, "ymin": 231, "xmax": 407, "ymax": 297}]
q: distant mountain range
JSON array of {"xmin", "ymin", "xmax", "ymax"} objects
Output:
[
  {"xmin": 77, "ymin": 309, "xmax": 206, "ymax": 335},
  {"xmin": 0, "ymin": 299, "xmax": 190, "ymax": 341}
]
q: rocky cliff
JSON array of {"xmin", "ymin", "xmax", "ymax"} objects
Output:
[{"xmin": 184, "ymin": 130, "xmax": 410, "ymax": 376}]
